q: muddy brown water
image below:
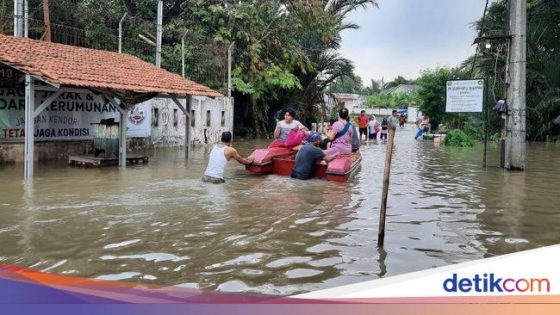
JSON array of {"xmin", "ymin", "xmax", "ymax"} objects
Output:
[{"xmin": 0, "ymin": 126, "xmax": 559, "ymax": 295}]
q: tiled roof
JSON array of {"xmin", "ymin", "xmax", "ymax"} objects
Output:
[{"xmin": 0, "ymin": 34, "xmax": 222, "ymax": 98}]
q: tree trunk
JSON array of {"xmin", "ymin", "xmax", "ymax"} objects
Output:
[
  {"xmin": 251, "ymin": 97, "xmax": 262, "ymax": 137},
  {"xmin": 42, "ymin": 0, "xmax": 52, "ymax": 42}
]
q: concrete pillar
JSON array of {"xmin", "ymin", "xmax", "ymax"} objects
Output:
[
  {"xmin": 185, "ymin": 95, "xmax": 192, "ymax": 158},
  {"xmin": 118, "ymin": 109, "xmax": 127, "ymax": 168},
  {"xmin": 24, "ymin": 75, "xmax": 34, "ymax": 178},
  {"xmin": 504, "ymin": 0, "xmax": 527, "ymax": 170}
]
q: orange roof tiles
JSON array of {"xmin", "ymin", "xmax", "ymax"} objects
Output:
[{"xmin": 0, "ymin": 34, "xmax": 222, "ymax": 98}]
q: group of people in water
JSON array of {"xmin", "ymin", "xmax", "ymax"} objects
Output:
[
  {"xmin": 356, "ymin": 110, "xmax": 403, "ymax": 143},
  {"xmin": 202, "ymin": 107, "xmax": 363, "ymax": 183},
  {"xmin": 202, "ymin": 107, "xmax": 429, "ymax": 184}
]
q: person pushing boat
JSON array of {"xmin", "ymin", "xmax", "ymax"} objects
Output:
[
  {"xmin": 202, "ymin": 132, "xmax": 254, "ymax": 184},
  {"xmin": 291, "ymin": 133, "xmax": 339, "ymax": 180}
]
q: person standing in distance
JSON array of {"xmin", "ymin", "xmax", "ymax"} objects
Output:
[
  {"xmin": 202, "ymin": 132, "xmax": 254, "ymax": 184},
  {"xmin": 356, "ymin": 110, "xmax": 368, "ymax": 141}
]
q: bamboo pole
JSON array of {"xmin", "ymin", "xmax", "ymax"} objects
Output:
[{"xmin": 377, "ymin": 124, "xmax": 396, "ymax": 247}]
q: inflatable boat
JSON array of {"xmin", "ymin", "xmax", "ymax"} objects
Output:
[
  {"xmin": 244, "ymin": 147, "xmax": 293, "ymax": 174},
  {"xmin": 246, "ymin": 147, "xmax": 361, "ymax": 182}
]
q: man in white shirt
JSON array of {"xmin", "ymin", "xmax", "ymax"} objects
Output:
[{"xmin": 202, "ymin": 132, "xmax": 254, "ymax": 184}]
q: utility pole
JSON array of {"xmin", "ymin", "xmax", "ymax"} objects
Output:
[
  {"xmin": 504, "ymin": 0, "xmax": 527, "ymax": 170},
  {"xmin": 155, "ymin": 0, "xmax": 163, "ymax": 68},
  {"xmin": 42, "ymin": 0, "xmax": 52, "ymax": 42},
  {"xmin": 23, "ymin": 0, "xmax": 28, "ymax": 37},
  {"xmin": 118, "ymin": 12, "xmax": 127, "ymax": 53},
  {"xmin": 181, "ymin": 30, "xmax": 188, "ymax": 77},
  {"xmin": 227, "ymin": 42, "xmax": 235, "ymax": 98},
  {"xmin": 13, "ymin": 0, "xmax": 24, "ymax": 37}
]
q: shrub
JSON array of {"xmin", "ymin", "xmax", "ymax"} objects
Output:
[{"xmin": 443, "ymin": 129, "xmax": 474, "ymax": 147}]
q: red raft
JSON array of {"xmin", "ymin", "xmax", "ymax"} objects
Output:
[{"xmin": 246, "ymin": 147, "xmax": 361, "ymax": 182}]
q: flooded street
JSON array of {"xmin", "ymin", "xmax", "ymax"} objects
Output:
[{"xmin": 0, "ymin": 126, "xmax": 559, "ymax": 295}]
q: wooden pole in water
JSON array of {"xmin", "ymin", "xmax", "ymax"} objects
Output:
[{"xmin": 378, "ymin": 124, "xmax": 396, "ymax": 247}]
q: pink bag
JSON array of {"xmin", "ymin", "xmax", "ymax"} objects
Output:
[{"xmin": 284, "ymin": 128, "xmax": 307, "ymax": 147}]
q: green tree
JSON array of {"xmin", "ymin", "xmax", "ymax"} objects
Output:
[
  {"xmin": 329, "ymin": 74, "xmax": 366, "ymax": 94},
  {"xmin": 416, "ymin": 67, "xmax": 467, "ymax": 130},
  {"xmin": 1, "ymin": 0, "xmax": 379, "ymax": 137},
  {"xmin": 384, "ymin": 75, "xmax": 411, "ymax": 89},
  {"xmin": 464, "ymin": 0, "xmax": 560, "ymax": 141}
]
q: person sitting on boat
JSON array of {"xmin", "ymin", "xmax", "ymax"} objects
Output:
[
  {"xmin": 291, "ymin": 133, "xmax": 339, "ymax": 180},
  {"xmin": 269, "ymin": 109, "xmax": 308, "ymax": 148},
  {"xmin": 414, "ymin": 115, "xmax": 431, "ymax": 140},
  {"xmin": 202, "ymin": 131, "xmax": 254, "ymax": 184},
  {"xmin": 324, "ymin": 108, "xmax": 354, "ymax": 157},
  {"xmin": 320, "ymin": 118, "xmax": 338, "ymax": 150}
]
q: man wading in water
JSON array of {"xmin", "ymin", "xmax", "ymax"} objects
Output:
[{"xmin": 202, "ymin": 132, "xmax": 254, "ymax": 184}]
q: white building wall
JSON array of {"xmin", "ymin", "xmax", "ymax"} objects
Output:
[
  {"xmin": 150, "ymin": 96, "xmax": 233, "ymax": 147},
  {"xmin": 408, "ymin": 106, "xmax": 419, "ymax": 122}
]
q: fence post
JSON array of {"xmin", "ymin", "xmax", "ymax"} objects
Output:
[{"xmin": 377, "ymin": 121, "xmax": 397, "ymax": 247}]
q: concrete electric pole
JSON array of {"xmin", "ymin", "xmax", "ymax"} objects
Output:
[
  {"xmin": 504, "ymin": 0, "xmax": 527, "ymax": 170},
  {"xmin": 155, "ymin": 0, "xmax": 163, "ymax": 68},
  {"xmin": 13, "ymin": 0, "xmax": 24, "ymax": 37}
]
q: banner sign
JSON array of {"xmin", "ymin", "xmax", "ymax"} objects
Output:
[
  {"xmin": 0, "ymin": 64, "xmax": 23, "ymax": 88},
  {"xmin": 0, "ymin": 88, "xmax": 119, "ymax": 142},
  {"xmin": 126, "ymin": 100, "xmax": 152, "ymax": 138},
  {"xmin": 446, "ymin": 80, "xmax": 484, "ymax": 113}
]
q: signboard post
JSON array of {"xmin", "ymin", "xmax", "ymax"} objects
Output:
[{"xmin": 446, "ymin": 79, "xmax": 488, "ymax": 167}]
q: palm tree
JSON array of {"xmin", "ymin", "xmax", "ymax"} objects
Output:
[{"xmin": 288, "ymin": 0, "xmax": 378, "ymax": 123}]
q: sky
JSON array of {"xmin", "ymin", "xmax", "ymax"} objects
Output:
[{"xmin": 340, "ymin": 0, "xmax": 490, "ymax": 84}]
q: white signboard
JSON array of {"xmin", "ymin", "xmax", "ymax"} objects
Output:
[
  {"xmin": 0, "ymin": 88, "xmax": 119, "ymax": 142},
  {"xmin": 126, "ymin": 100, "xmax": 152, "ymax": 138},
  {"xmin": 446, "ymin": 80, "xmax": 484, "ymax": 113}
]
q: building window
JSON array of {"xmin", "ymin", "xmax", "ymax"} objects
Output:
[
  {"xmin": 173, "ymin": 109, "xmax": 178, "ymax": 127},
  {"xmin": 191, "ymin": 110, "xmax": 195, "ymax": 127},
  {"xmin": 152, "ymin": 107, "xmax": 159, "ymax": 127},
  {"xmin": 206, "ymin": 110, "xmax": 211, "ymax": 127},
  {"xmin": 221, "ymin": 111, "xmax": 225, "ymax": 127}
]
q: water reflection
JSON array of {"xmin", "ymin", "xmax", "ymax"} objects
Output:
[{"xmin": 0, "ymin": 126, "xmax": 558, "ymax": 295}]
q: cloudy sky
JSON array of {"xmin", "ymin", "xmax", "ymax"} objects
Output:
[{"xmin": 340, "ymin": 0, "xmax": 490, "ymax": 84}]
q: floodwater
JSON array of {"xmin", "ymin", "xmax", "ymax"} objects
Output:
[{"xmin": 0, "ymin": 126, "xmax": 559, "ymax": 295}]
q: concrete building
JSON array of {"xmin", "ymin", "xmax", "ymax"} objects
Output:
[
  {"xmin": 0, "ymin": 89, "xmax": 232, "ymax": 162},
  {"xmin": 0, "ymin": 34, "xmax": 224, "ymax": 167},
  {"xmin": 150, "ymin": 96, "xmax": 233, "ymax": 147}
]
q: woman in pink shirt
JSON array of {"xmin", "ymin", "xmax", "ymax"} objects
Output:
[{"xmin": 324, "ymin": 108, "xmax": 353, "ymax": 157}]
